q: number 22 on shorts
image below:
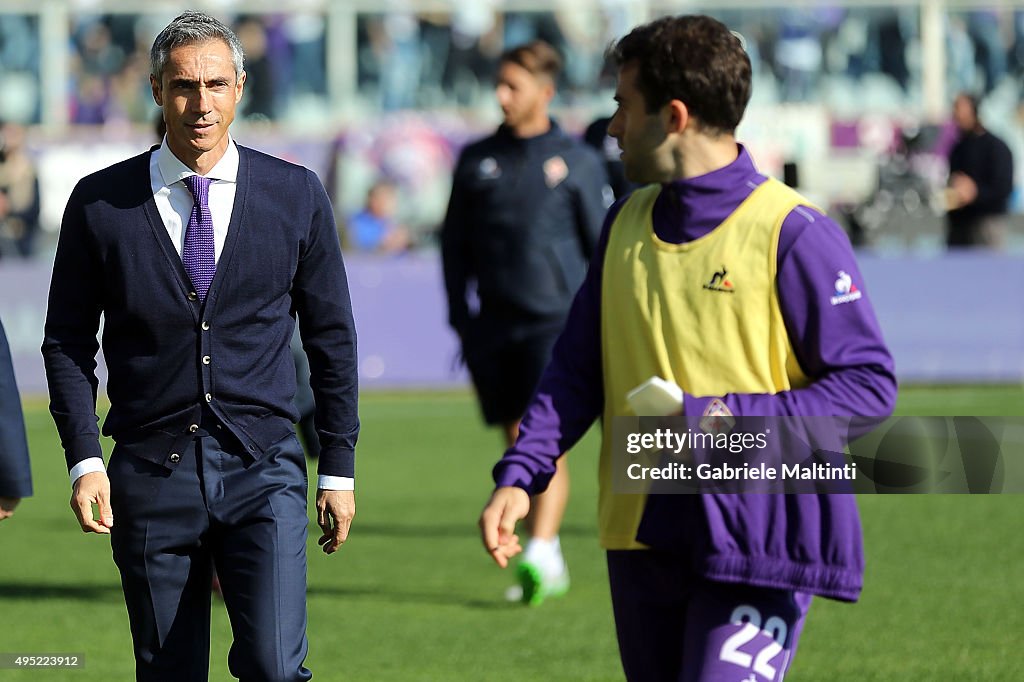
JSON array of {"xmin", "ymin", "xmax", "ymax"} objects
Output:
[{"xmin": 718, "ymin": 605, "xmax": 789, "ymax": 681}]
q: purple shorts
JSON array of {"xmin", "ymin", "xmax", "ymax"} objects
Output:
[{"xmin": 607, "ymin": 550, "xmax": 813, "ymax": 681}]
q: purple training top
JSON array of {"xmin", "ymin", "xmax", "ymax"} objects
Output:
[{"xmin": 493, "ymin": 146, "xmax": 898, "ymax": 601}]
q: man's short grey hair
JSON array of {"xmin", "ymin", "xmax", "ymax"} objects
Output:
[{"xmin": 150, "ymin": 11, "xmax": 244, "ymax": 80}]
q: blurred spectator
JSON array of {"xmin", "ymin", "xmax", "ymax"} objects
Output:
[
  {"xmin": 68, "ymin": 15, "xmax": 130, "ymax": 124},
  {"xmin": 418, "ymin": 12, "xmax": 452, "ymax": 105},
  {"xmin": 878, "ymin": 9, "xmax": 911, "ymax": 93},
  {"xmin": 947, "ymin": 16, "xmax": 976, "ymax": 96},
  {"xmin": 108, "ymin": 52, "xmax": 152, "ymax": 124},
  {"xmin": 347, "ymin": 179, "xmax": 411, "ymax": 253},
  {"xmin": 0, "ymin": 14, "xmax": 41, "ymax": 123},
  {"xmin": 1012, "ymin": 10, "xmax": 1024, "ymax": 79},
  {"xmin": 284, "ymin": 11, "xmax": 327, "ymax": 97},
  {"xmin": 552, "ymin": 1, "xmax": 603, "ymax": 92},
  {"xmin": 0, "ymin": 122, "xmax": 41, "ymax": 258},
  {"xmin": 444, "ymin": 1, "xmax": 501, "ymax": 106},
  {"xmin": 774, "ymin": 11, "xmax": 823, "ymax": 102},
  {"xmin": 0, "ymin": 14, "xmax": 39, "ymax": 74},
  {"xmin": 76, "ymin": 20, "xmax": 125, "ymax": 78},
  {"xmin": 945, "ymin": 93, "xmax": 1014, "ymax": 249},
  {"xmin": 369, "ymin": 8, "xmax": 423, "ymax": 111},
  {"xmin": 71, "ymin": 72, "xmax": 112, "ymax": 125},
  {"xmin": 966, "ymin": 10, "xmax": 1006, "ymax": 95}
]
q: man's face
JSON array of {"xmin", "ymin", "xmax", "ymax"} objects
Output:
[
  {"xmin": 606, "ymin": 62, "xmax": 672, "ymax": 184},
  {"xmin": 495, "ymin": 62, "xmax": 550, "ymax": 130},
  {"xmin": 952, "ymin": 96, "xmax": 977, "ymax": 133},
  {"xmin": 151, "ymin": 39, "xmax": 245, "ymax": 165}
]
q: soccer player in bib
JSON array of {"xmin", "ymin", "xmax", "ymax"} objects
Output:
[{"xmin": 479, "ymin": 15, "xmax": 896, "ymax": 681}]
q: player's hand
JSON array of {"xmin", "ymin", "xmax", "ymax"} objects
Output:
[
  {"xmin": 479, "ymin": 486, "xmax": 530, "ymax": 568},
  {"xmin": 316, "ymin": 489, "xmax": 354, "ymax": 555},
  {"xmin": 71, "ymin": 472, "xmax": 113, "ymax": 534},
  {"xmin": 0, "ymin": 496, "xmax": 21, "ymax": 521}
]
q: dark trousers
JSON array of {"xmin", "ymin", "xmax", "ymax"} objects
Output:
[
  {"xmin": 607, "ymin": 550, "xmax": 812, "ymax": 682},
  {"xmin": 947, "ymin": 214, "xmax": 1007, "ymax": 249},
  {"xmin": 109, "ymin": 426, "xmax": 311, "ymax": 682}
]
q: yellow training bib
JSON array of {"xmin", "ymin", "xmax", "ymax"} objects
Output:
[{"xmin": 598, "ymin": 179, "xmax": 814, "ymax": 548}]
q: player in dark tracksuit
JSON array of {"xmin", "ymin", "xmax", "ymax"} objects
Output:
[{"xmin": 441, "ymin": 40, "xmax": 609, "ymax": 604}]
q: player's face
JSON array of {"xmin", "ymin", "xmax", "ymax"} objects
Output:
[
  {"xmin": 607, "ymin": 62, "xmax": 673, "ymax": 184},
  {"xmin": 151, "ymin": 39, "xmax": 245, "ymax": 169},
  {"xmin": 495, "ymin": 62, "xmax": 551, "ymax": 130}
]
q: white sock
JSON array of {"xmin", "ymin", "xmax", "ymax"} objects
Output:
[{"xmin": 523, "ymin": 536, "xmax": 566, "ymax": 576}]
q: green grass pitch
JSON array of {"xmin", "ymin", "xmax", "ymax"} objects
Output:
[{"xmin": 0, "ymin": 386, "xmax": 1022, "ymax": 680}]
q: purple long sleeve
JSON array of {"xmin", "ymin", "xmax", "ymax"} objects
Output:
[{"xmin": 494, "ymin": 146, "xmax": 897, "ymax": 494}]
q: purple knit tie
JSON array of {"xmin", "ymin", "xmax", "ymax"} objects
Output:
[{"xmin": 182, "ymin": 175, "xmax": 215, "ymax": 302}]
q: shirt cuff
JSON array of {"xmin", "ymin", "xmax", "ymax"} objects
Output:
[
  {"xmin": 70, "ymin": 457, "xmax": 106, "ymax": 487},
  {"xmin": 493, "ymin": 461, "xmax": 537, "ymax": 494},
  {"xmin": 317, "ymin": 475, "xmax": 354, "ymax": 491}
]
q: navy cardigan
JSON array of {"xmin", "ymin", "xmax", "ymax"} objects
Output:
[
  {"xmin": 0, "ymin": 320, "xmax": 31, "ymax": 498},
  {"xmin": 42, "ymin": 145, "xmax": 359, "ymax": 478}
]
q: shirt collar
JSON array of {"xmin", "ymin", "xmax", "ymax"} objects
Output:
[{"xmin": 157, "ymin": 135, "xmax": 239, "ymax": 187}]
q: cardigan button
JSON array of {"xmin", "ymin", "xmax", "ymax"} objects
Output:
[
  {"xmin": 187, "ymin": 292, "xmax": 198, "ymax": 301},
  {"xmin": 202, "ymin": 355, "xmax": 211, "ymax": 365},
  {"xmin": 189, "ymin": 424, "xmax": 199, "ymax": 433},
  {"xmin": 169, "ymin": 453, "xmax": 180, "ymax": 463},
  {"xmin": 201, "ymin": 321, "xmax": 210, "ymax": 331},
  {"xmin": 205, "ymin": 393, "xmax": 213, "ymax": 403}
]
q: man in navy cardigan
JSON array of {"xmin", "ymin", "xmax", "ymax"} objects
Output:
[
  {"xmin": 0, "ymin": 319, "xmax": 31, "ymax": 521},
  {"xmin": 42, "ymin": 12, "xmax": 358, "ymax": 681}
]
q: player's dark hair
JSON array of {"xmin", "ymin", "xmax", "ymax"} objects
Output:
[
  {"xmin": 500, "ymin": 40, "xmax": 562, "ymax": 81},
  {"xmin": 609, "ymin": 15, "xmax": 752, "ymax": 135}
]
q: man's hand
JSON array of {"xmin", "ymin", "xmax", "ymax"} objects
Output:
[
  {"xmin": 0, "ymin": 497, "xmax": 21, "ymax": 521},
  {"xmin": 316, "ymin": 489, "xmax": 355, "ymax": 555},
  {"xmin": 948, "ymin": 172, "xmax": 979, "ymax": 209},
  {"xmin": 71, "ymin": 471, "xmax": 113, "ymax": 534},
  {"xmin": 479, "ymin": 486, "xmax": 530, "ymax": 568}
]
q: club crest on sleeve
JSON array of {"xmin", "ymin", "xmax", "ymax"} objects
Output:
[
  {"xmin": 830, "ymin": 270, "xmax": 862, "ymax": 306},
  {"xmin": 700, "ymin": 398, "xmax": 735, "ymax": 434}
]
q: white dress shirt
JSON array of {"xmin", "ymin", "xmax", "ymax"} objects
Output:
[{"xmin": 70, "ymin": 138, "xmax": 353, "ymax": 492}]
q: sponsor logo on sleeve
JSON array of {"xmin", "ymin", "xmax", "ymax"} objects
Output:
[{"xmin": 830, "ymin": 270, "xmax": 862, "ymax": 305}]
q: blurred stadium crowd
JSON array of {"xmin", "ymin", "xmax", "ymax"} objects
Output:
[{"xmin": 2, "ymin": 1, "xmax": 1024, "ymax": 257}]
